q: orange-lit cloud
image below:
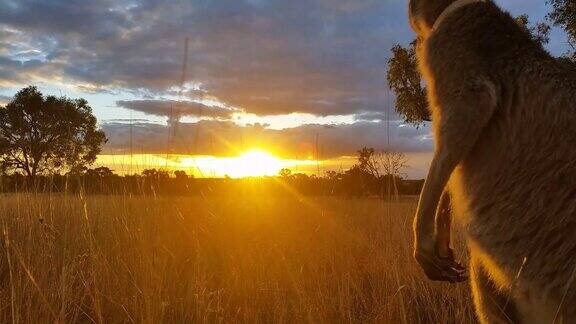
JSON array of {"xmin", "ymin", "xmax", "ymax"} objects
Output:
[{"xmin": 101, "ymin": 119, "xmax": 433, "ymax": 160}]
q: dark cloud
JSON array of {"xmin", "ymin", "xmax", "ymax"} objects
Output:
[
  {"xmin": 101, "ymin": 120, "xmax": 432, "ymax": 159},
  {"xmin": 116, "ymin": 99, "xmax": 234, "ymax": 119},
  {"xmin": 0, "ymin": 0, "xmax": 411, "ymax": 116},
  {"xmin": 0, "ymin": 54, "xmax": 57, "ymax": 84},
  {"xmin": 0, "ymin": 1, "xmax": 131, "ymax": 36},
  {"xmin": 1, "ymin": 0, "xmax": 564, "ymax": 118}
]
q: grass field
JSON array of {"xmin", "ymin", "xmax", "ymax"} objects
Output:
[{"xmin": 0, "ymin": 193, "xmax": 475, "ymax": 323}]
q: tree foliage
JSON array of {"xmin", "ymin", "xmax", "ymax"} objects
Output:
[
  {"xmin": 142, "ymin": 169, "xmax": 170, "ymax": 179},
  {"xmin": 174, "ymin": 170, "xmax": 189, "ymax": 179},
  {"xmin": 0, "ymin": 86, "xmax": 107, "ymax": 178},
  {"xmin": 85, "ymin": 167, "xmax": 116, "ymax": 178},
  {"xmin": 387, "ymin": 42, "xmax": 430, "ymax": 126},
  {"xmin": 356, "ymin": 147, "xmax": 378, "ymax": 176},
  {"xmin": 516, "ymin": 14, "xmax": 551, "ymax": 46},
  {"xmin": 547, "ymin": 0, "xmax": 576, "ymax": 59},
  {"xmin": 279, "ymin": 168, "xmax": 292, "ymax": 178}
]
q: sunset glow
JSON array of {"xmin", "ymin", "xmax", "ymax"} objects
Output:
[
  {"xmin": 180, "ymin": 149, "xmax": 290, "ymax": 178},
  {"xmin": 93, "ymin": 151, "xmax": 432, "ymax": 178},
  {"xmin": 94, "ymin": 149, "xmax": 323, "ymax": 178}
]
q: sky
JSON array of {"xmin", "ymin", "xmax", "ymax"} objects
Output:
[{"xmin": 0, "ymin": 0, "xmax": 570, "ymax": 178}]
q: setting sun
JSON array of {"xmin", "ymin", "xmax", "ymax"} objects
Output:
[
  {"xmin": 169, "ymin": 149, "xmax": 315, "ymax": 178},
  {"xmin": 227, "ymin": 149, "xmax": 284, "ymax": 178}
]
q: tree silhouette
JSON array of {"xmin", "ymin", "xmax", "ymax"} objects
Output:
[
  {"xmin": 142, "ymin": 169, "xmax": 170, "ymax": 179},
  {"xmin": 387, "ymin": 15, "xmax": 550, "ymax": 125},
  {"xmin": 279, "ymin": 168, "xmax": 292, "ymax": 178},
  {"xmin": 0, "ymin": 86, "xmax": 107, "ymax": 178},
  {"xmin": 378, "ymin": 150, "xmax": 409, "ymax": 179},
  {"xmin": 174, "ymin": 170, "xmax": 189, "ymax": 179},
  {"xmin": 515, "ymin": 15, "xmax": 551, "ymax": 46},
  {"xmin": 85, "ymin": 167, "xmax": 116, "ymax": 178},
  {"xmin": 354, "ymin": 147, "xmax": 409, "ymax": 179},
  {"xmin": 356, "ymin": 147, "xmax": 380, "ymax": 178}
]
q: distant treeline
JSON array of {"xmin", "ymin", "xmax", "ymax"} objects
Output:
[{"xmin": 0, "ymin": 171, "xmax": 424, "ymax": 197}]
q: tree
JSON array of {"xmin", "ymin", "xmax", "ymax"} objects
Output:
[
  {"xmin": 343, "ymin": 147, "xmax": 380, "ymax": 196},
  {"xmin": 325, "ymin": 170, "xmax": 343, "ymax": 181},
  {"xmin": 356, "ymin": 147, "xmax": 380, "ymax": 178},
  {"xmin": 378, "ymin": 150, "xmax": 409, "ymax": 179},
  {"xmin": 387, "ymin": 42, "xmax": 430, "ymax": 126},
  {"xmin": 387, "ymin": 15, "xmax": 550, "ymax": 125},
  {"xmin": 516, "ymin": 15, "xmax": 551, "ymax": 46},
  {"xmin": 377, "ymin": 150, "xmax": 409, "ymax": 199},
  {"xmin": 0, "ymin": 86, "xmax": 107, "ymax": 178},
  {"xmin": 85, "ymin": 166, "xmax": 115, "ymax": 178},
  {"xmin": 279, "ymin": 168, "xmax": 292, "ymax": 178},
  {"xmin": 142, "ymin": 169, "xmax": 170, "ymax": 179},
  {"xmin": 547, "ymin": 0, "xmax": 576, "ymax": 59},
  {"xmin": 174, "ymin": 170, "xmax": 189, "ymax": 179},
  {"xmin": 353, "ymin": 147, "xmax": 408, "ymax": 179}
]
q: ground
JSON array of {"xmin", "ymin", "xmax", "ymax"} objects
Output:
[{"xmin": 0, "ymin": 194, "xmax": 475, "ymax": 323}]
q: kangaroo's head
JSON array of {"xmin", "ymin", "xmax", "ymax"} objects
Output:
[{"xmin": 409, "ymin": 0, "xmax": 455, "ymax": 39}]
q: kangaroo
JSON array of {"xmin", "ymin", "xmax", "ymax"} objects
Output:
[{"xmin": 409, "ymin": 0, "xmax": 576, "ymax": 322}]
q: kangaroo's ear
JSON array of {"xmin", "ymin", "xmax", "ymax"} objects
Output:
[
  {"xmin": 408, "ymin": 0, "xmax": 428, "ymax": 37},
  {"xmin": 409, "ymin": 0, "xmax": 417, "ymax": 12},
  {"xmin": 409, "ymin": 0, "xmax": 455, "ymax": 37},
  {"xmin": 408, "ymin": 0, "xmax": 420, "ymax": 28},
  {"xmin": 408, "ymin": 0, "xmax": 420, "ymax": 19}
]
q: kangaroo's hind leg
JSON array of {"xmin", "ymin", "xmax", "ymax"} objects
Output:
[{"xmin": 470, "ymin": 255, "xmax": 520, "ymax": 324}]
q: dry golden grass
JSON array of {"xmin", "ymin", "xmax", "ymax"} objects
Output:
[{"xmin": 0, "ymin": 193, "xmax": 475, "ymax": 323}]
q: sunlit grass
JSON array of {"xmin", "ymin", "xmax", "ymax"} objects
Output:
[{"xmin": 0, "ymin": 193, "xmax": 475, "ymax": 323}]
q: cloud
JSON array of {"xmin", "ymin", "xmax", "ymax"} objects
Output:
[
  {"xmin": 0, "ymin": 0, "xmax": 413, "ymax": 116},
  {"xmin": 0, "ymin": 94, "xmax": 10, "ymax": 105},
  {"xmin": 116, "ymin": 99, "xmax": 234, "ymax": 119},
  {"xmin": 1, "ymin": 0, "xmax": 564, "ymax": 119},
  {"xmin": 354, "ymin": 111, "xmax": 386, "ymax": 121},
  {"xmin": 101, "ymin": 119, "xmax": 433, "ymax": 159}
]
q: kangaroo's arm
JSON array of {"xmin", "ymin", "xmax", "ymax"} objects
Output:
[
  {"xmin": 436, "ymin": 190, "xmax": 454, "ymax": 258},
  {"xmin": 414, "ymin": 77, "xmax": 497, "ymax": 282}
]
